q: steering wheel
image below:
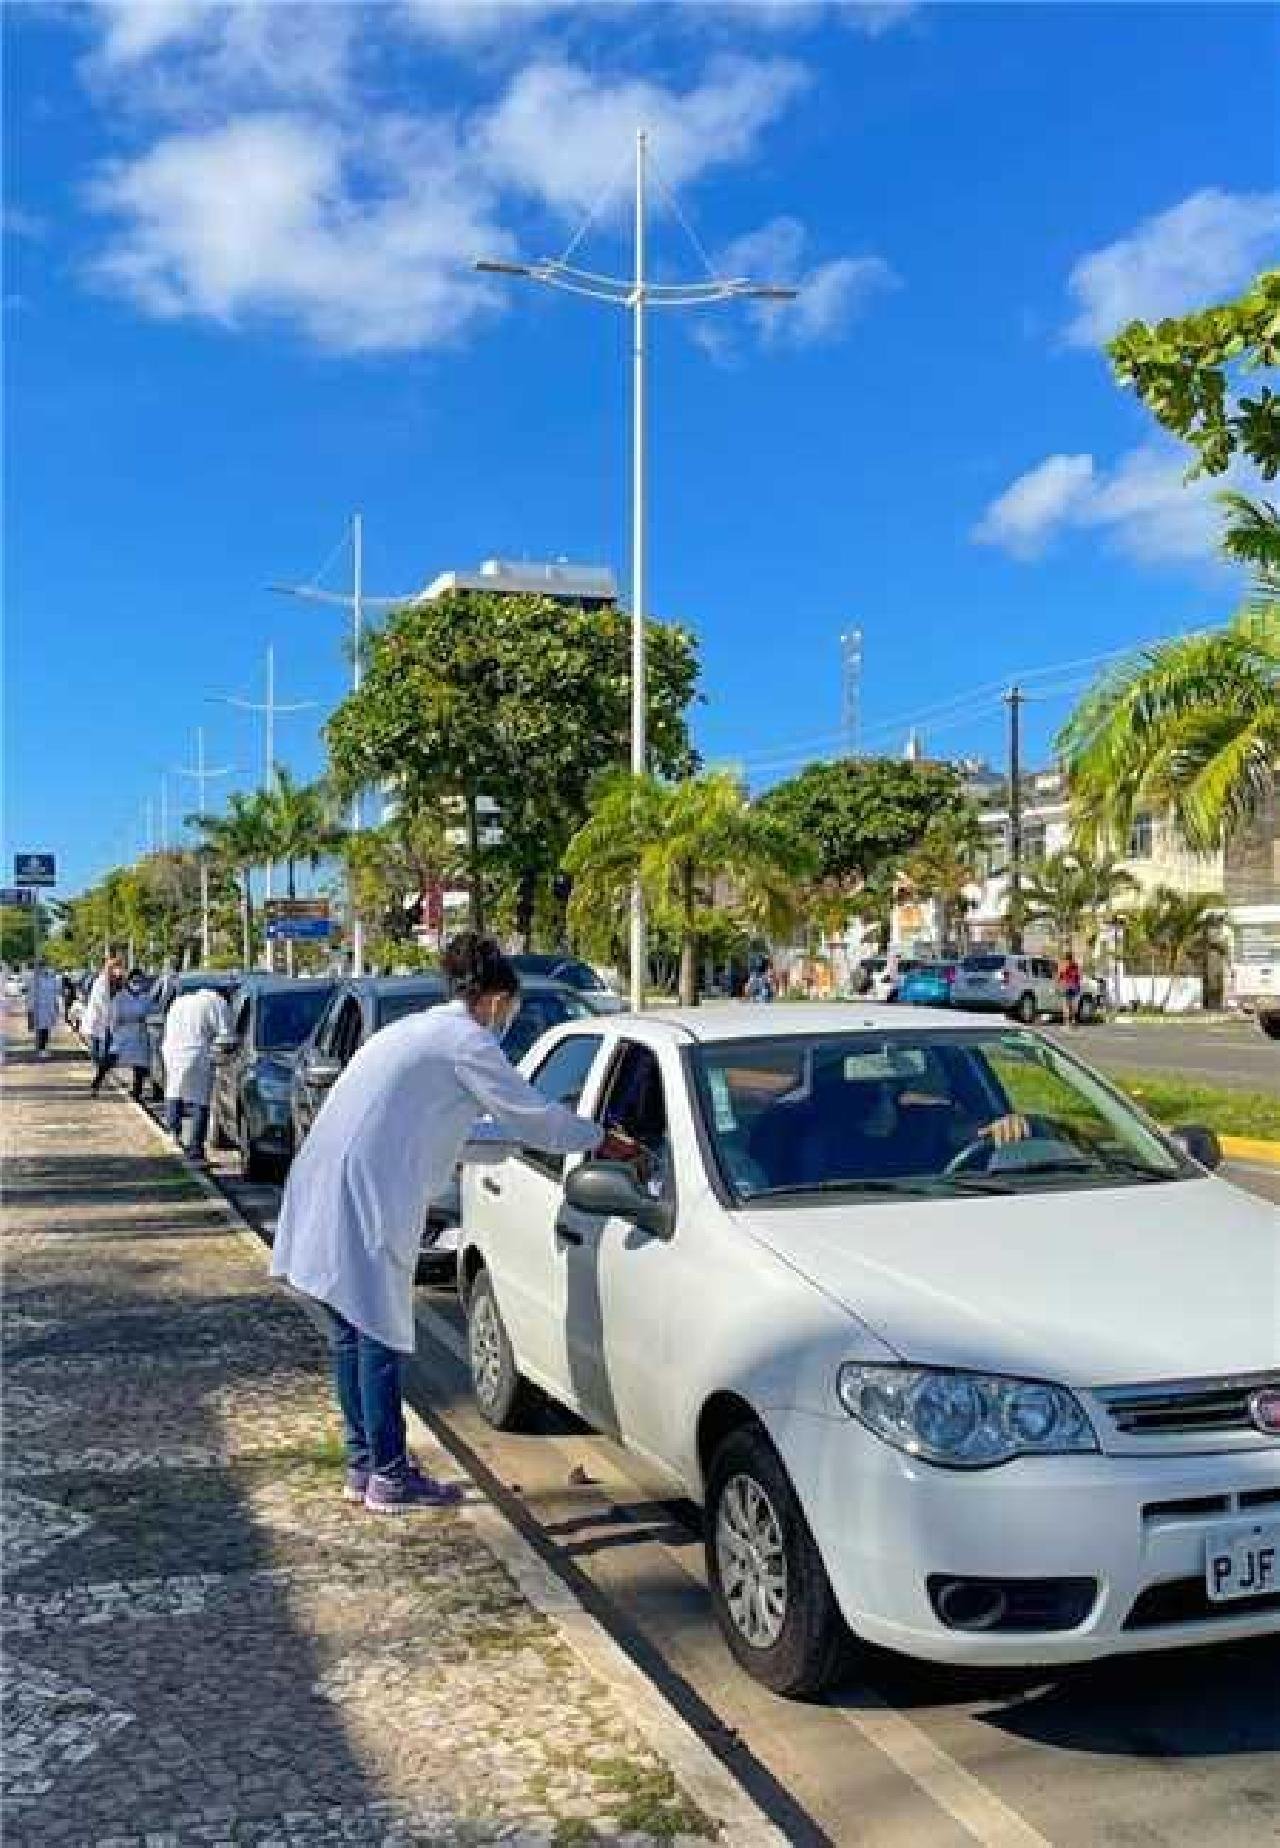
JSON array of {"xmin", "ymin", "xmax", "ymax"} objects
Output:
[
  {"xmin": 943, "ymin": 1114, "xmax": 1092, "ymax": 1178},
  {"xmin": 943, "ymin": 1135, "xmax": 1001, "ymax": 1178}
]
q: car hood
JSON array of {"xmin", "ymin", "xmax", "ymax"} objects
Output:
[{"xmin": 739, "ymin": 1178, "xmax": 1279, "ymax": 1386}]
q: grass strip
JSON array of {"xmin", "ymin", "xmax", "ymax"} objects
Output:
[{"xmin": 1107, "ymin": 1072, "xmax": 1280, "ymax": 1142}]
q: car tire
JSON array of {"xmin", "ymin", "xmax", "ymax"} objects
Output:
[
  {"xmin": 467, "ymin": 1267, "xmax": 539, "ymax": 1431},
  {"xmin": 1012, "ymin": 992, "xmax": 1037, "ymax": 1023},
  {"xmin": 1258, "ymin": 1011, "xmax": 1280, "ymax": 1041},
  {"xmin": 238, "ymin": 1114, "xmax": 272, "ymax": 1184},
  {"xmin": 705, "ymin": 1424, "xmax": 850, "ymax": 1699}
]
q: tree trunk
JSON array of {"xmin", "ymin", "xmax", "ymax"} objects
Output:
[
  {"xmin": 679, "ymin": 861, "xmax": 698, "ymax": 1007},
  {"xmin": 285, "ymin": 857, "xmax": 297, "ymax": 978},
  {"xmin": 240, "ymin": 870, "xmax": 253, "ymax": 970},
  {"xmin": 516, "ymin": 871, "xmax": 536, "ymax": 954},
  {"xmin": 466, "ymin": 791, "xmax": 486, "ymax": 935}
]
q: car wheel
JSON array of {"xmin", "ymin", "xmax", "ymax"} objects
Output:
[
  {"xmin": 238, "ymin": 1114, "xmax": 272, "ymax": 1184},
  {"xmin": 705, "ymin": 1424, "xmax": 849, "ymax": 1699},
  {"xmin": 1011, "ymin": 992, "xmax": 1037, "ymax": 1023},
  {"xmin": 467, "ymin": 1267, "xmax": 539, "ymax": 1431}
]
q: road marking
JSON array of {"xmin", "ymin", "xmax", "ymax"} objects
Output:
[{"xmin": 413, "ymin": 1295, "xmax": 1055, "ymax": 1848}]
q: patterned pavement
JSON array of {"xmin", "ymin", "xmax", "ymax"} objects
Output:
[{"xmin": 1, "ymin": 1035, "xmax": 718, "ymax": 1847}]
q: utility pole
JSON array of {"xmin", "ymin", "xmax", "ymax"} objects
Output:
[
  {"xmin": 477, "ymin": 129, "xmax": 797, "ymax": 1010},
  {"xmin": 172, "ymin": 727, "xmax": 233, "ymax": 965},
  {"xmin": 159, "ymin": 775, "xmax": 169, "ymax": 854},
  {"xmin": 271, "ymin": 514, "xmax": 415, "ymax": 977},
  {"xmin": 1005, "ymin": 685, "xmax": 1025, "ymax": 953},
  {"xmin": 211, "ymin": 646, "xmax": 316, "ymax": 970}
]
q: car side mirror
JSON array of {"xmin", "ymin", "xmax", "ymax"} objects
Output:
[
  {"xmin": 1169, "ymin": 1123, "xmax": 1223, "ymax": 1172},
  {"xmin": 305, "ymin": 1054, "xmax": 343, "ymax": 1088},
  {"xmin": 563, "ymin": 1159, "xmax": 674, "ymax": 1240}
]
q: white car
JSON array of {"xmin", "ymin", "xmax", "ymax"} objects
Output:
[{"xmin": 459, "ymin": 1004, "xmax": 1279, "ymax": 1695}]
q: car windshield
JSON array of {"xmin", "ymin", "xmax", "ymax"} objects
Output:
[
  {"xmin": 689, "ymin": 1029, "xmax": 1190, "ymax": 1203},
  {"xmin": 375, "ymin": 989, "xmax": 443, "ymax": 1030},
  {"xmin": 961, "ymin": 955, "xmax": 1008, "ymax": 973},
  {"xmin": 257, "ymin": 986, "xmax": 336, "ymax": 1050}
]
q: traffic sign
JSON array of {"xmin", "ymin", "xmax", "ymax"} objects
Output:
[
  {"xmin": 0, "ymin": 886, "xmax": 36, "ymax": 908},
  {"xmin": 14, "ymin": 853, "xmax": 56, "ymax": 887},
  {"xmin": 265, "ymin": 916, "xmax": 333, "ymax": 941},
  {"xmin": 264, "ymin": 898, "xmax": 329, "ymax": 921}
]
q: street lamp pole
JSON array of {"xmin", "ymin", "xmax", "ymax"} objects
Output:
[
  {"xmin": 270, "ymin": 514, "xmax": 417, "ymax": 977},
  {"xmin": 172, "ymin": 727, "xmax": 233, "ymax": 964},
  {"xmin": 477, "ymin": 128, "xmax": 797, "ymax": 1010}
]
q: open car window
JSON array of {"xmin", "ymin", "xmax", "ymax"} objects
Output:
[
  {"xmin": 690, "ymin": 1030, "xmax": 1188, "ymax": 1204},
  {"xmin": 520, "ymin": 1034, "xmax": 605, "ymax": 1177}
]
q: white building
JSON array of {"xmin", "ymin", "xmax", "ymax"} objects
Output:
[{"xmin": 417, "ymin": 557, "xmax": 618, "ymax": 609}]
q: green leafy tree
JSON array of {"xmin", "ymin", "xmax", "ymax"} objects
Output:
[
  {"xmin": 342, "ymin": 794, "xmax": 456, "ymax": 958},
  {"xmin": 262, "ymin": 769, "xmax": 347, "ymax": 974},
  {"xmin": 326, "ymin": 590, "xmax": 698, "ymax": 935},
  {"xmin": 1, "ymin": 903, "xmax": 45, "ymax": 965},
  {"xmin": 564, "ymin": 771, "xmax": 813, "ymax": 1005},
  {"xmin": 899, "ymin": 815, "xmax": 982, "ymax": 951},
  {"xmin": 1106, "ymin": 269, "xmax": 1280, "ymax": 480}
]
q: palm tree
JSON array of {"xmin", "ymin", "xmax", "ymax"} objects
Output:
[
  {"xmin": 1022, "ymin": 850, "xmax": 1136, "ymax": 959},
  {"xmin": 262, "ymin": 770, "xmax": 347, "ymax": 974},
  {"xmin": 191, "ymin": 792, "xmax": 275, "ymax": 969},
  {"xmin": 1121, "ymin": 885, "xmax": 1226, "ymax": 1011},
  {"xmin": 564, "ymin": 771, "xmax": 813, "ymax": 1005}
]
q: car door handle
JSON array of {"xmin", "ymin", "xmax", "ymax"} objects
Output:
[{"xmin": 481, "ymin": 1176, "xmax": 503, "ymax": 1197}]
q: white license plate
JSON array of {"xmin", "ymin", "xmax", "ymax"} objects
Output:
[{"xmin": 1205, "ymin": 1522, "xmax": 1280, "ymax": 1602}]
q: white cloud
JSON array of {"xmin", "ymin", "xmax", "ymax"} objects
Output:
[
  {"xmin": 86, "ymin": 113, "xmax": 512, "ymax": 353},
  {"xmin": 1065, "ymin": 188, "xmax": 1280, "ymax": 347},
  {"xmin": 696, "ymin": 215, "xmax": 897, "ymax": 355},
  {"xmin": 478, "ymin": 55, "xmax": 807, "ymax": 213},
  {"xmin": 973, "ymin": 445, "xmax": 1251, "ymax": 565},
  {"xmin": 83, "ymin": 1, "xmax": 356, "ymax": 109}
]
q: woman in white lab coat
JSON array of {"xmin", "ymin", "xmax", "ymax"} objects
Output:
[
  {"xmin": 81, "ymin": 957, "xmax": 120, "ymax": 1076},
  {"xmin": 106, "ymin": 970, "xmax": 155, "ymax": 1101},
  {"xmin": 28, "ymin": 967, "xmax": 60, "ymax": 1058},
  {"xmin": 161, "ymin": 984, "xmax": 232, "ymax": 1161},
  {"xmin": 272, "ymin": 934, "xmax": 638, "ymax": 1514}
]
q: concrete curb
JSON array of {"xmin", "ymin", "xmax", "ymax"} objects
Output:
[
  {"xmin": 1220, "ymin": 1134, "xmax": 1280, "ymax": 1168},
  {"xmin": 102, "ymin": 1051, "xmax": 787, "ymax": 1848}
]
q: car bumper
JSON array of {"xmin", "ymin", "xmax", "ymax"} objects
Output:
[{"xmin": 777, "ymin": 1409, "xmax": 1280, "ymax": 1666}]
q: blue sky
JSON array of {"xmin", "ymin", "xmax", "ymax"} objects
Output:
[{"xmin": 6, "ymin": 0, "xmax": 1278, "ymax": 898}]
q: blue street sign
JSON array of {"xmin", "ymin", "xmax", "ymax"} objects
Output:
[
  {"xmin": 265, "ymin": 916, "xmax": 333, "ymax": 941},
  {"xmin": 0, "ymin": 886, "xmax": 37, "ymax": 908},
  {"xmin": 14, "ymin": 853, "xmax": 56, "ymax": 886}
]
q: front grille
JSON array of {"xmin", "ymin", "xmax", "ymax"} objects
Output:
[
  {"xmin": 1097, "ymin": 1375, "xmax": 1280, "ymax": 1438},
  {"xmin": 1124, "ymin": 1577, "xmax": 1280, "ymax": 1630}
]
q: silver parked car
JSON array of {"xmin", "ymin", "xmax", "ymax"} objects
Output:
[{"xmin": 951, "ymin": 952, "xmax": 1065, "ymax": 1023}]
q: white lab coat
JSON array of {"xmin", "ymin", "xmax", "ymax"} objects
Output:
[
  {"xmin": 109, "ymin": 988, "xmax": 152, "ymax": 1069},
  {"xmin": 162, "ymin": 988, "xmax": 231, "ymax": 1106},
  {"xmin": 272, "ymin": 999, "xmax": 603, "ymax": 1353},
  {"xmin": 28, "ymin": 970, "xmax": 59, "ymax": 1032},
  {"xmin": 82, "ymin": 972, "xmax": 113, "ymax": 1043}
]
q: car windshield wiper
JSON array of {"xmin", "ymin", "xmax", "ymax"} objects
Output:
[{"xmin": 742, "ymin": 1174, "xmax": 1013, "ymax": 1201}]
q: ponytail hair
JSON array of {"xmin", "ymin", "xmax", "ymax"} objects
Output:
[{"xmin": 442, "ymin": 932, "xmax": 519, "ymax": 1001}]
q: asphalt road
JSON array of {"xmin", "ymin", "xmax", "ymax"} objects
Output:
[
  {"xmin": 114, "ymin": 1074, "xmax": 1277, "ymax": 1848},
  {"xmin": 1043, "ymin": 1016, "xmax": 1278, "ymax": 1092}
]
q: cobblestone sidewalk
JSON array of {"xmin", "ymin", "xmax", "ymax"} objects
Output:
[{"xmin": 1, "ymin": 1032, "xmax": 723, "ymax": 1848}]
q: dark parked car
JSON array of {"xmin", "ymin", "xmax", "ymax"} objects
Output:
[
  {"xmin": 290, "ymin": 972, "xmax": 607, "ymax": 1281},
  {"xmin": 212, "ymin": 977, "xmax": 338, "ymax": 1180},
  {"xmin": 145, "ymin": 970, "xmax": 242, "ymax": 1100},
  {"xmin": 510, "ymin": 953, "xmax": 623, "ymax": 1010}
]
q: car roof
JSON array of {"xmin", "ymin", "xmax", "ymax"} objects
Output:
[
  {"xmin": 233, "ymin": 975, "xmax": 337, "ymax": 996},
  {"xmin": 554, "ymin": 1002, "xmax": 1008, "ymax": 1044},
  {"xmin": 177, "ymin": 969, "xmax": 240, "ymax": 990}
]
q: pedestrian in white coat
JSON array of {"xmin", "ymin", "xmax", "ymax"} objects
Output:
[
  {"xmin": 161, "ymin": 985, "xmax": 232, "ymax": 1162},
  {"xmin": 107, "ymin": 970, "xmax": 155, "ymax": 1101},
  {"xmin": 82, "ymin": 957, "xmax": 122, "ymax": 1083},
  {"xmin": 28, "ymin": 968, "xmax": 59, "ymax": 1058},
  {"xmin": 272, "ymin": 933, "xmax": 639, "ymax": 1514}
]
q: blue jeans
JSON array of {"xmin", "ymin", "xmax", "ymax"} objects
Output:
[
  {"xmin": 164, "ymin": 1098, "xmax": 210, "ymax": 1158},
  {"xmin": 322, "ymin": 1307, "xmax": 407, "ymax": 1477}
]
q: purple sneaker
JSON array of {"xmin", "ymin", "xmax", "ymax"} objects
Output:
[
  {"xmin": 364, "ymin": 1461, "xmax": 464, "ymax": 1514},
  {"xmin": 342, "ymin": 1466, "xmax": 370, "ymax": 1504}
]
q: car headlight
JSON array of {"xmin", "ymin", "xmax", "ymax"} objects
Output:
[
  {"xmin": 255, "ymin": 1072, "xmax": 292, "ymax": 1103},
  {"xmin": 837, "ymin": 1363, "xmax": 1097, "ymax": 1468}
]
